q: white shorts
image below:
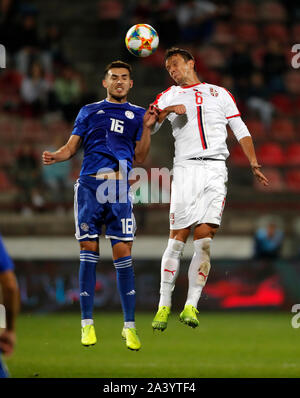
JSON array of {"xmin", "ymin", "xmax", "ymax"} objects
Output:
[{"xmin": 169, "ymin": 159, "xmax": 228, "ymax": 230}]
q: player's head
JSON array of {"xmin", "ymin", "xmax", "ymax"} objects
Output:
[
  {"xmin": 103, "ymin": 61, "xmax": 133, "ymax": 102},
  {"xmin": 164, "ymin": 47, "xmax": 196, "ymax": 85}
]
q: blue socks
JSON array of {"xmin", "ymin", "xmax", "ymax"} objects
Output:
[
  {"xmin": 79, "ymin": 250, "xmax": 99, "ymax": 321},
  {"xmin": 79, "ymin": 252, "xmax": 136, "ymax": 327},
  {"xmin": 113, "ymin": 256, "xmax": 136, "ymax": 323}
]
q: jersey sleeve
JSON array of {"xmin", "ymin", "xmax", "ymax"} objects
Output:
[
  {"xmin": 152, "ymin": 87, "xmax": 172, "ymax": 111},
  {"xmin": 222, "ymin": 88, "xmax": 241, "ymax": 120},
  {"xmin": 71, "ymin": 106, "xmax": 88, "ymax": 137},
  {"xmin": 0, "ymin": 236, "xmax": 14, "ymax": 273}
]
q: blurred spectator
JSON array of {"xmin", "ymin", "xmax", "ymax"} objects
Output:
[
  {"xmin": 247, "ymin": 72, "xmax": 274, "ymax": 126},
  {"xmin": 15, "ymin": 13, "xmax": 41, "ymax": 74},
  {"xmin": 227, "ymin": 42, "xmax": 254, "ymax": 80},
  {"xmin": 13, "ymin": 142, "xmax": 44, "ymax": 213},
  {"xmin": 153, "ymin": 0, "xmax": 180, "ymax": 48},
  {"xmin": 42, "ymin": 136, "xmax": 72, "ymax": 207},
  {"xmin": 262, "ymin": 40, "xmax": 287, "ymax": 93},
  {"xmin": 254, "ymin": 221, "xmax": 284, "ymax": 260},
  {"xmin": 40, "ymin": 24, "xmax": 65, "ymax": 72},
  {"xmin": 98, "ymin": 0, "xmax": 123, "ymax": 37},
  {"xmin": 52, "ymin": 64, "xmax": 82, "ymax": 122},
  {"xmin": 0, "ymin": 0, "xmax": 21, "ymax": 54},
  {"xmin": 175, "ymin": 0, "xmax": 217, "ymax": 44},
  {"xmin": 20, "ymin": 61, "xmax": 51, "ymax": 117}
]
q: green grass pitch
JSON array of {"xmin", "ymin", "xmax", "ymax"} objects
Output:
[{"xmin": 5, "ymin": 311, "xmax": 300, "ymax": 378}]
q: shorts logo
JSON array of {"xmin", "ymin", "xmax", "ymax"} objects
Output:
[
  {"xmin": 170, "ymin": 213, "xmax": 175, "ymax": 225},
  {"xmin": 80, "ymin": 223, "xmax": 89, "ymax": 232},
  {"xmin": 210, "ymin": 87, "xmax": 219, "ymax": 97},
  {"xmin": 125, "ymin": 110, "xmax": 134, "ymax": 119}
]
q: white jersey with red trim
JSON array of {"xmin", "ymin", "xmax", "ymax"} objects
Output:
[{"xmin": 153, "ymin": 82, "xmax": 242, "ymax": 162}]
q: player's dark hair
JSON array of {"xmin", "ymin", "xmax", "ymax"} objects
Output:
[
  {"xmin": 164, "ymin": 47, "xmax": 196, "ymax": 70},
  {"xmin": 104, "ymin": 61, "xmax": 132, "ymax": 78}
]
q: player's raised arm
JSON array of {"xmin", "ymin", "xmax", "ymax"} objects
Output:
[
  {"xmin": 42, "ymin": 135, "xmax": 82, "ymax": 165},
  {"xmin": 135, "ymin": 105, "xmax": 158, "ymax": 163}
]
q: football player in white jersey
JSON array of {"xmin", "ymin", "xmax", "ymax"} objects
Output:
[{"xmin": 151, "ymin": 48, "xmax": 269, "ymax": 331}]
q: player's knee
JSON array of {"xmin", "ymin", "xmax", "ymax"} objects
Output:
[
  {"xmin": 194, "ymin": 223, "xmax": 218, "ymax": 240},
  {"xmin": 165, "ymin": 238, "xmax": 185, "ymax": 258},
  {"xmin": 112, "ymin": 241, "xmax": 132, "ymax": 260},
  {"xmin": 79, "ymin": 240, "xmax": 99, "ymax": 253}
]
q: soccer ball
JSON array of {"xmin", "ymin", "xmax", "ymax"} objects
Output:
[{"xmin": 125, "ymin": 24, "xmax": 159, "ymax": 57}]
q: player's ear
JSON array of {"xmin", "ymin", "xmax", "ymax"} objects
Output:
[
  {"xmin": 102, "ymin": 79, "xmax": 107, "ymax": 89},
  {"xmin": 130, "ymin": 79, "xmax": 133, "ymax": 89},
  {"xmin": 187, "ymin": 59, "xmax": 195, "ymax": 70}
]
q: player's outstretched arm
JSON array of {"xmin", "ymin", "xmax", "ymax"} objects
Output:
[
  {"xmin": 0, "ymin": 270, "xmax": 19, "ymax": 357},
  {"xmin": 42, "ymin": 135, "xmax": 82, "ymax": 165},
  {"xmin": 239, "ymin": 136, "xmax": 269, "ymax": 186},
  {"xmin": 135, "ymin": 105, "xmax": 158, "ymax": 163}
]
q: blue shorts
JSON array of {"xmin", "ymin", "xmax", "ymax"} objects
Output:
[{"xmin": 74, "ymin": 176, "xmax": 136, "ymax": 242}]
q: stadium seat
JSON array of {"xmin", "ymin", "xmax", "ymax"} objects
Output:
[
  {"xmin": 235, "ymin": 23, "xmax": 259, "ymax": 44},
  {"xmin": 270, "ymin": 118, "xmax": 295, "ymax": 141},
  {"xmin": 270, "ymin": 94, "xmax": 294, "ymax": 116},
  {"xmin": 263, "ymin": 23, "xmax": 289, "ymax": 43},
  {"xmin": 285, "ymin": 144, "xmax": 300, "ymax": 166},
  {"xmin": 254, "ymin": 168, "xmax": 284, "ymax": 191},
  {"xmin": 230, "ymin": 144, "xmax": 249, "ymax": 167},
  {"xmin": 292, "ymin": 24, "xmax": 300, "ymax": 42},
  {"xmin": 286, "ymin": 170, "xmax": 300, "ymax": 191},
  {"xmin": 20, "ymin": 119, "xmax": 45, "ymax": 141},
  {"xmin": 256, "ymin": 142, "xmax": 285, "ymax": 166},
  {"xmin": 0, "ymin": 148, "xmax": 14, "ymax": 167},
  {"xmin": 0, "ymin": 170, "xmax": 14, "ymax": 192},
  {"xmin": 233, "ymin": 0, "xmax": 257, "ymax": 22},
  {"xmin": 245, "ymin": 119, "xmax": 267, "ymax": 141},
  {"xmin": 212, "ymin": 22, "xmax": 234, "ymax": 45},
  {"xmin": 0, "ymin": 119, "xmax": 18, "ymax": 144},
  {"xmin": 258, "ymin": 1, "xmax": 287, "ymax": 22}
]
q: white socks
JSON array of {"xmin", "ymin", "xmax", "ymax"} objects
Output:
[
  {"xmin": 185, "ymin": 238, "xmax": 212, "ymax": 308},
  {"xmin": 81, "ymin": 319, "xmax": 94, "ymax": 327},
  {"xmin": 159, "ymin": 238, "xmax": 185, "ymax": 307}
]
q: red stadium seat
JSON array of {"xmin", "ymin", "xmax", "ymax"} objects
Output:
[
  {"xmin": 270, "ymin": 118, "xmax": 295, "ymax": 141},
  {"xmin": 0, "ymin": 119, "xmax": 18, "ymax": 144},
  {"xmin": 245, "ymin": 119, "xmax": 267, "ymax": 141},
  {"xmin": 263, "ymin": 23, "xmax": 289, "ymax": 43},
  {"xmin": 258, "ymin": 1, "xmax": 287, "ymax": 22},
  {"xmin": 230, "ymin": 144, "xmax": 249, "ymax": 167},
  {"xmin": 292, "ymin": 24, "xmax": 300, "ymax": 42},
  {"xmin": 0, "ymin": 148, "xmax": 14, "ymax": 166},
  {"xmin": 233, "ymin": 0, "xmax": 257, "ymax": 22},
  {"xmin": 256, "ymin": 143, "xmax": 285, "ymax": 166},
  {"xmin": 235, "ymin": 24, "xmax": 259, "ymax": 44},
  {"xmin": 20, "ymin": 119, "xmax": 45, "ymax": 141},
  {"xmin": 0, "ymin": 171, "xmax": 15, "ymax": 192},
  {"xmin": 286, "ymin": 170, "xmax": 300, "ymax": 191},
  {"xmin": 285, "ymin": 144, "xmax": 300, "ymax": 166},
  {"xmin": 270, "ymin": 94, "xmax": 294, "ymax": 116},
  {"xmin": 254, "ymin": 168, "xmax": 284, "ymax": 191},
  {"xmin": 212, "ymin": 22, "xmax": 234, "ymax": 45}
]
